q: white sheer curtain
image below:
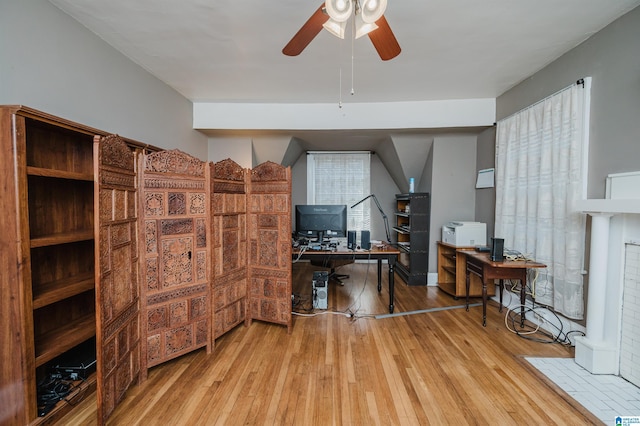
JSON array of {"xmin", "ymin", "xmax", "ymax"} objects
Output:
[
  {"xmin": 307, "ymin": 151, "xmax": 371, "ymax": 232},
  {"xmin": 495, "ymin": 79, "xmax": 590, "ymax": 319}
]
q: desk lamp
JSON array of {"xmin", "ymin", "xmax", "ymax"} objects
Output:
[{"xmin": 350, "ymin": 194, "xmax": 391, "ymax": 244}]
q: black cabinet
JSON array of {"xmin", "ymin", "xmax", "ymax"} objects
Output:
[{"xmin": 393, "ymin": 193, "xmax": 430, "ymax": 286}]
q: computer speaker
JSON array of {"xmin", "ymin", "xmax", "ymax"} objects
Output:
[
  {"xmin": 347, "ymin": 230, "xmax": 357, "ymax": 250},
  {"xmin": 361, "ymin": 230, "xmax": 371, "ymax": 250},
  {"xmin": 490, "ymin": 237, "xmax": 504, "ymax": 262}
]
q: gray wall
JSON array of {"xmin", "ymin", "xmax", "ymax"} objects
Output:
[
  {"xmin": 0, "ymin": 0, "xmax": 207, "ymax": 159},
  {"xmin": 418, "ymin": 144, "xmax": 434, "ymax": 195},
  {"xmin": 429, "ymin": 135, "xmax": 478, "ymax": 271},
  {"xmin": 475, "ymin": 126, "xmax": 497, "ymax": 239},
  {"xmin": 496, "ymin": 6, "xmax": 640, "ymax": 199}
]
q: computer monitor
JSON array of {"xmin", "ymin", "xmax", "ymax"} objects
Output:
[{"xmin": 295, "ymin": 204, "xmax": 347, "ymax": 240}]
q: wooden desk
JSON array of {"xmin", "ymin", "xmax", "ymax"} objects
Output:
[
  {"xmin": 462, "ymin": 250, "xmax": 546, "ymax": 326},
  {"xmin": 293, "ymin": 244, "xmax": 400, "ymax": 313}
]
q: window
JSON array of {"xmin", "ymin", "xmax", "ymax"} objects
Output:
[
  {"xmin": 307, "ymin": 151, "xmax": 371, "ymax": 232},
  {"xmin": 495, "ymin": 78, "xmax": 591, "ymax": 319}
]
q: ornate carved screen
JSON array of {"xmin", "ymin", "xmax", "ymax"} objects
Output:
[
  {"xmin": 211, "ymin": 159, "xmax": 249, "ymax": 339},
  {"xmin": 139, "ymin": 150, "xmax": 211, "ymax": 376},
  {"xmin": 94, "ymin": 135, "xmax": 140, "ymax": 424},
  {"xmin": 247, "ymin": 161, "xmax": 292, "ymax": 332}
]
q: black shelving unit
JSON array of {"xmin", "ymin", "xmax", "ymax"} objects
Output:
[{"xmin": 393, "ymin": 193, "xmax": 430, "ymax": 286}]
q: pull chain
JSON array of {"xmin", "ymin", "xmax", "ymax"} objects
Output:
[
  {"xmin": 351, "ymin": 13, "xmax": 355, "ymax": 96},
  {"xmin": 339, "ymin": 68, "xmax": 343, "ymax": 108}
]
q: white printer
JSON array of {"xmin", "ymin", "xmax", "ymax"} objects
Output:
[{"xmin": 442, "ymin": 221, "xmax": 487, "ymax": 246}]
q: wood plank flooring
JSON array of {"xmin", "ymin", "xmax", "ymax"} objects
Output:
[{"xmin": 60, "ymin": 261, "xmax": 602, "ymax": 425}]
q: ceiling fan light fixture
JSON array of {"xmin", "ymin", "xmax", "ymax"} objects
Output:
[
  {"xmin": 325, "ymin": 0, "xmax": 353, "ymax": 22},
  {"xmin": 282, "ymin": 1, "xmax": 400, "ymax": 60},
  {"xmin": 323, "ymin": 18, "xmax": 347, "ymax": 39},
  {"xmin": 360, "ymin": 0, "xmax": 387, "ymax": 23},
  {"xmin": 355, "ymin": 14, "xmax": 378, "ymax": 39}
]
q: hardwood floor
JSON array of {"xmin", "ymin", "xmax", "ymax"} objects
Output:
[{"xmin": 60, "ymin": 261, "xmax": 601, "ymax": 425}]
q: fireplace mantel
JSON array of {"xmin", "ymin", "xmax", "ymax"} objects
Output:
[
  {"xmin": 575, "ymin": 198, "xmax": 640, "ymax": 374},
  {"xmin": 576, "ymin": 198, "xmax": 640, "ymax": 214}
]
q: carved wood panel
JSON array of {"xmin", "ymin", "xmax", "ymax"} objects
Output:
[
  {"xmin": 211, "ymin": 159, "xmax": 248, "ymax": 339},
  {"xmin": 139, "ymin": 150, "xmax": 211, "ymax": 374},
  {"xmin": 95, "ymin": 134, "xmax": 140, "ymax": 424},
  {"xmin": 247, "ymin": 161, "xmax": 292, "ymax": 332}
]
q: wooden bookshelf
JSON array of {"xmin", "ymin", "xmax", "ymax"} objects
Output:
[
  {"xmin": 393, "ymin": 193, "xmax": 430, "ymax": 286},
  {"xmin": 34, "ymin": 313, "xmax": 96, "ymax": 367},
  {"xmin": 437, "ymin": 241, "xmax": 495, "ymax": 298}
]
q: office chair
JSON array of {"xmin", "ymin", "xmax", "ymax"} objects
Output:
[{"xmin": 310, "ymin": 258, "xmax": 353, "ymax": 285}]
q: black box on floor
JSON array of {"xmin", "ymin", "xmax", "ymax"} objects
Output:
[
  {"xmin": 51, "ymin": 348, "xmax": 97, "ymax": 380},
  {"xmin": 52, "ymin": 359, "xmax": 96, "ymax": 380}
]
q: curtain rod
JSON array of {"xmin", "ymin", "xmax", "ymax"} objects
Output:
[{"xmin": 497, "ymin": 78, "xmax": 588, "ymax": 124}]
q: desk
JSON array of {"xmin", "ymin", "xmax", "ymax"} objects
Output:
[
  {"xmin": 293, "ymin": 244, "xmax": 400, "ymax": 313},
  {"xmin": 462, "ymin": 250, "xmax": 546, "ymax": 326}
]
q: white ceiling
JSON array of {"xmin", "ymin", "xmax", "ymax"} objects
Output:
[
  {"xmin": 48, "ymin": 0, "xmax": 640, "ymax": 104},
  {"xmin": 47, "ymin": 0, "xmax": 639, "ymax": 154}
]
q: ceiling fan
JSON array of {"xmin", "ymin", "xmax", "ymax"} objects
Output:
[{"xmin": 283, "ymin": 0, "xmax": 401, "ymax": 61}]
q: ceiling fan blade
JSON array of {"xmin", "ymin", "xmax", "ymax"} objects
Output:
[
  {"xmin": 368, "ymin": 15, "xmax": 401, "ymax": 61},
  {"xmin": 283, "ymin": 4, "xmax": 329, "ymax": 56}
]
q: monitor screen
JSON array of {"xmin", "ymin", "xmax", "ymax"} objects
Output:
[{"xmin": 295, "ymin": 204, "xmax": 347, "ymax": 239}]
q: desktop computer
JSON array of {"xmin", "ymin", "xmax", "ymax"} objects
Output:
[{"xmin": 312, "ymin": 271, "xmax": 329, "ymax": 309}]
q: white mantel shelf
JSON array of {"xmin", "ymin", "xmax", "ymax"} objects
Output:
[{"xmin": 577, "ymin": 199, "xmax": 640, "ymax": 214}]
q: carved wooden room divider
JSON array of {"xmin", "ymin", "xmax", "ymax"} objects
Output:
[
  {"xmin": 211, "ymin": 159, "xmax": 249, "ymax": 340},
  {"xmin": 138, "ymin": 149, "xmax": 212, "ymax": 378},
  {"xmin": 94, "ymin": 134, "xmax": 141, "ymax": 424},
  {"xmin": 117, "ymin": 149, "xmax": 291, "ymax": 383},
  {"xmin": 247, "ymin": 161, "xmax": 292, "ymax": 332}
]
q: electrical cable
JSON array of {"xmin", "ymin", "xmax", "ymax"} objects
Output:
[
  {"xmin": 503, "ymin": 248, "xmax": 534, "ymax": 262},
  {"xmin": 291, "ymin": 293, "xmax": 313, "ymax": 313},
  {"xmin": 342, "ymin": 250, "xmax": 372, "ymax": 315},
  {"xmin": 292, "ymin": 249, "xmax": 379, "ymax": 319},
  {"xmin": 500, "ymin": 280, "xmax": 585, "ymax": 345},
  {"xmin": 293, "ymin": 310, "xmax": 352, "ymax": 318},
  {"xmin": 37, "ymin": 373, "xmax": 87, "ymax": 416},
  {"xmin": 292, "ymin": 245, "xmax": 309, "ymax": 263}
]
